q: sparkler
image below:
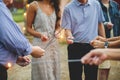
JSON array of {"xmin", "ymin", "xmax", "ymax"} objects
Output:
[
  {"xmin": 11, "ymin": 59, "xmax": 82, "ymax": 65},
  {"xmin": 43, "ymin": 27, "xmax": 65, "ymax": 49},
  {"xmin": 7, "ymin": 62, "xmax": 12, "ymax": 68}
]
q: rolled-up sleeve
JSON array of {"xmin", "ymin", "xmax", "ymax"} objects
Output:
[
  {"xmin": 61, "ymin": 7, "xmax": 71, "ymax": 29},
  {"xmin": 0, "ymin": 8, "xmax": 32, "ymax": 56}
]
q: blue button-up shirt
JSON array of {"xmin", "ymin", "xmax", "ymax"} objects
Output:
[
  {"xmin": 0, "ymin": 1, "xmax": 32, "ymax": 66},
  {"xmin": 61, "ymin": 0, "xmax": 105, "ymax": 43}
]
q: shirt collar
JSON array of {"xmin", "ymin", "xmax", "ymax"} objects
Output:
[
  {"xmin": 99, "ymin": 0, "xmax": 114, "ymax": 8},
  {"xmin": 109, "ymin": 1, "xmax": 114, "ymax": 8},
  {"xmin": 74, "ymin": 0, "xmax": 91, "ymax": 6}
]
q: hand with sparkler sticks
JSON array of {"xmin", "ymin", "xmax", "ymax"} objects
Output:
[{"xmin": 81, "ymin": 48, "xmax": 120, "ymax": 65}]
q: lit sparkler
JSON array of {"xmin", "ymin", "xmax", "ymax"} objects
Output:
[{"xmin": 7, "ymin": 62, "xmax": 12, "ymax": 68}]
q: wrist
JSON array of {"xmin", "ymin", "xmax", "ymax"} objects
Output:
[{"xmin": 38, "ymin": 33, "xmax": 42, "ymax": 38}]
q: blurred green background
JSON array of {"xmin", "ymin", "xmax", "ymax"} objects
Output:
[{"xmin": 12, "ymin": 9, "xmax": 24, "ymax": 22}]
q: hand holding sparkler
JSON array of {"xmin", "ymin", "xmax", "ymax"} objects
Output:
[
  {"xmin": 31, "ymin": 46, "xmax": 45, "ymax": 58},
  {"xmin": 81, "ymin": 49, "xmax": 108, "ymax": 65},
  {"xmin": 40, "ymin": 32, "xmax": 49, "ymax": 42},
  {"xmin": 16, "ymin": 56, "xmax": 31, "ymax": 67},
  {"xmin": 66, "ymin": 36, "xmax": 74, "ymax": 44}
]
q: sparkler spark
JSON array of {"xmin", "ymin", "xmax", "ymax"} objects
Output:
[{"xmin": 7, "ymin": 62, "xmax": 12, "ymax": 68}]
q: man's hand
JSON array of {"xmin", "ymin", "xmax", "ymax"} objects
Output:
[
  {"xmin": 95, "ymin": 36, "xmax": 106, "ymax": 42},
  {"xmin": 16, "ymin": 56, "xmax": 31, "ymax": 67},
  {"xmin": 90, "ymin": 40, "xmax": 104, "ymax": 48},
  {"xmin": 66, "ymin": 36, "xmax": 74, "ymax": 44},
  {"xmin": 31, "ymin": 46, "xmax": 45, "ymax": 58},
  {"xmin": 40, "ymin": 33, "xmax": 49, "ymax": 42},
  {"xmin": 90, "ymin": 36, "xmax": 107, "ymax": 48},
  {"xmin": 81, "ymin": 49, "xmax": 108, "ymax": 65},
  {"xmin": 106, "ymin": 22, "xmax": 114, "ymax": 30}
]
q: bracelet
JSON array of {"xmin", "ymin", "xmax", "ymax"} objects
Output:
[{"xmin": 104, "ymin": 41, "xmax": 109, "ymax": 48}]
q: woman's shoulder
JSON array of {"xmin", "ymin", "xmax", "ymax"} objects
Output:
[{"xmin": 29, "ymin": 1, "xmax": 38, "ymax": 10}]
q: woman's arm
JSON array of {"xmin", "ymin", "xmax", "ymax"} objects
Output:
[{"xmin": 26, "ymin": 3, "xmax": 41, "ymax": 38}]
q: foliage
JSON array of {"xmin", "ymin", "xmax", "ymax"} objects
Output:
[
  {"xmin": 12, "ymin": 9, "xmax": 25, "ymax": 22},
  {"xmin": 14, "ymin": 0, "xmax": 23, "ymax": 2},
  {"xmin": 28, "ymin": 0, "xmax": 34, "ymax": 3}
]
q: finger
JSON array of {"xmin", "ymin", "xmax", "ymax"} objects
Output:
[
  {"xmin": 93, "ymin": 57, "xmax": 100, "ymax": 65},
  {"xmin": 23, "ymin": 56, "xmax": 31, "ymax": 63},
  {"xmin": 90, "ymin": 40, "xmax": 98, "ymax": 46},
  {"xmin": 81, "ymin": 54, "xmax": 93, "ymax": 64},
  {"xmin": 81, "ymin": 58, "xmax": 92, "ymax": 64},
  {"xmin": 90, "ymin": 40, "xmax": 94, "ymax": 45},
  {"xmin": 23, "ymin": 56, "xmax": 29, "ymax": 61},
  {"xmin": 88, "ymin": 56, "xmax": 97, "ymax": 65},
  {"xmin": 95, "ymin": 36, "xmax": 100, "ymax": 40}
]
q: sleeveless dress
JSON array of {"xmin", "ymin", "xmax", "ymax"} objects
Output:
[{"xmin": 31, "ymin": 2, "xmax": 60, "ymax": 80}]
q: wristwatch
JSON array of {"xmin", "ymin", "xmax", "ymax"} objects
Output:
[{"xmin": 104, "ymin": 41, "xmax": 109, "ymax": 48}]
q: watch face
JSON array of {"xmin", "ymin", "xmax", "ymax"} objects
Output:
[{"xmin": 104, "ymin": 41, "xmax": 109, "ymax": 48}]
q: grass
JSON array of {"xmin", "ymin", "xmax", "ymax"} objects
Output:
[{"xmin": 12, "ymin": 9, "xmax": 25, "ymax": 22}]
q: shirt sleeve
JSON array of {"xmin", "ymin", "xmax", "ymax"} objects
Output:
[
  {"xmin": 0, "ymin": 8, "xmax": 32, "ymax": 56},
  {"xmin": 61, "ymin": 7, "xmax": 71, "ymax": 30}
]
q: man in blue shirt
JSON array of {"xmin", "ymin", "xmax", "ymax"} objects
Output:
[
  {"xmin": 0, "ymin": 0, "xmax": 45, "ymax": 80},
  {"xmin": 61, "ymin": 0, "xmax": 105, "ymax": 80}
]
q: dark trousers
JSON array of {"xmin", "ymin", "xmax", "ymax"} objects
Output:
[
  {"xmin": 0, "ymin": 64, "xmax": 7, "ymax": 80},
  {"xmin": 68, "ymin": 43, "xmax": 98, "ymax": 80}
]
